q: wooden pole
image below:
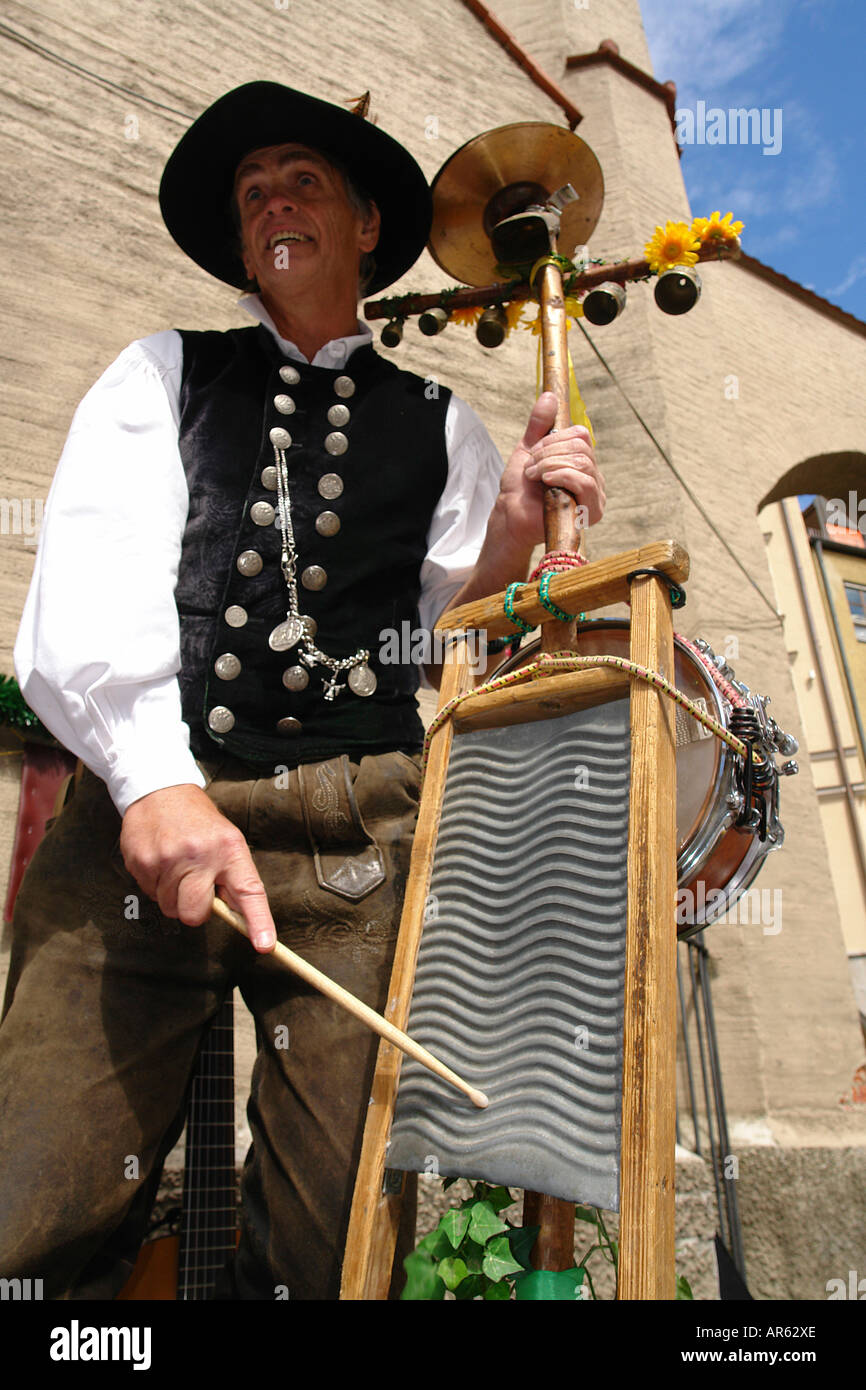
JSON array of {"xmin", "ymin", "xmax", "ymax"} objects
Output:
[
  {"xmin": 340, "ymin": 644, "xmax": 477, "ymax": 1299},
  {"xmin": 617, "ymin": 573, "xmax": 677, "ymax": 1298},
  {"xmin": 520, "ymin": 255, "xmax": 584, "ymax": 1274}
]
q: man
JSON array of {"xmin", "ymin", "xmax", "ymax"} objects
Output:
[{"xmin": 0, "ymin": 83, "xmax": 604, "ymax": 1299}]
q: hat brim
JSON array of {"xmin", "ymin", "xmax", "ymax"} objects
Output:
[{"xmin": 159, "ymin": 83, "xmax": 431, "ymax": 296}]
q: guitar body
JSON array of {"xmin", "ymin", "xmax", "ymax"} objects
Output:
[
  {"xmin": 117, "ymin": 995, "xmax": 237, "ymax": 1301},
  {"xmin": 116, "ymin": 1236, "xmax": 179, "ymax": 1301}
]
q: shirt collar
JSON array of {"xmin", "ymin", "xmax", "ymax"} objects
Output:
[{"xmin": 238, "ymin": 293, "xmax": 374, "ymax": 369}]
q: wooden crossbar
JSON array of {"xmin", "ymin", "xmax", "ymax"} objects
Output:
[
  {"xmin": 452, "ymin": 666, "xmax": 631, "ymax": 732},
  {"xmin": 435, "ymin": 540, "xmax": 689, "ymax": 641}
]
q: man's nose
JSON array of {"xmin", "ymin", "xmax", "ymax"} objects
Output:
[{"xmin": 265, "ymin": 186, "xmax": 299, "ymax": 213}]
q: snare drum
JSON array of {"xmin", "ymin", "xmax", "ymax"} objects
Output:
[{"xmin": 492, "ymin": 620, "xmax": 782, "ymax": 937}]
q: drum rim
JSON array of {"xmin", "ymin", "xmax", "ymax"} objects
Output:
[{"xmin": 676, "ymin": 830, "xmax": 775, "ymax": 940}]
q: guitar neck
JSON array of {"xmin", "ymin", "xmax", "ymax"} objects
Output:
[{"xmin": 177, "ymin": 994, "xmax": 237, "ymax": 1301}]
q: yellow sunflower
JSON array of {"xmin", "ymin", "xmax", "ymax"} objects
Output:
[
  {"xmin": 645, "ymin": 220, "xmax": 701, "ymax": 274},
  {"xmin": 449, "ymin": 304, "xmax": 484, "ymax": 328},
  {"xmin": 523, "ymin": 298, "xmax": 584, "ymax": 335},
  {"xmin": 691, "ymin": 210, "xmax": 744, "ymax": 246},
  {"xmin": 504, "ymin": 299, "xmax": 527, "ymax": 332}
]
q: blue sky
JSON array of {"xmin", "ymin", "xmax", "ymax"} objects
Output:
[{"xmin": 638, "ymin": 0, "xmax": 865, "ymax": 321}]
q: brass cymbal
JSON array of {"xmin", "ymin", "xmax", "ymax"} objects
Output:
[{"xmin": 429, "ymin": 122, "xmax": 604, "ymax": 286}]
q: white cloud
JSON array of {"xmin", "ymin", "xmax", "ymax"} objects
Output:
[
  {"xmin": 826, "ymin": 252, "xmax": 866, "ymax": 298},
  {"xmin": 669, "ymin": 99, "xmax": 839, "ymax": 236},
  {"xmin": 639, "ymin": 0, "xmax": 797, "ymax": 101},
  {"xmin": 713, "ymin": 181, "xmax": 772, "ymax": 217}
]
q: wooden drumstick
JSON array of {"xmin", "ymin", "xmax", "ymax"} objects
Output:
[{"xmin": 210, "ymin": 895, "xmax": 489, "ymax": 1110}]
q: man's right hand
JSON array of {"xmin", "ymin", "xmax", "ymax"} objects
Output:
[{"xmin": 120, "ymin": 784, "xmax": 277, "ymax": 952}]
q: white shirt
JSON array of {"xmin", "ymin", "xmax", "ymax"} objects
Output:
[{"xmin": 14, "ymin": 298, "xmax": 504, "ymax": 815}]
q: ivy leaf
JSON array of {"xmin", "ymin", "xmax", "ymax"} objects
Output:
[
  {"xmin": 575, "ymin": 1204, "xmax": 597, "ymax": 1225},
  {"xmin": 416, "ymin": 1225, "xmax": 453, "ymax": 1262},
  {"xmin": 676, "ymin": 1274, "xmax": 694, "ymax": 1301},
  {"xmin": 468, "ymin": 1200, "xmax": 508, "ymax": 1245},
  {"xmin": 454, "ymin": 1272, "xmax": 485, "ymax": 1300},
  {"xmin": 442, "ymin": 1176, "xmax": 459, "ymax": 1191},
  {"xmin": 508, "ymin": 1224, "xmax": 541, "ymax": 1271},
  {"xmin": 483, "ymin": 1278, "xmax": 512, "ymax": 1300},
  {"xmin": 437, "ymin": 1256, "xmax": 469, "ymax": 1291},
  {"xmin": 401, "ymin": 1250, "xmax": 446, "ymax": 1300},
  {"xmin": 461, "ymin": 1238, "xmax": 487, "ymax": 1273},
  {"xmin": 482, "ymin": 1234, "xmax": 525, "ymax": 1282},
  {"xmin": 440, "ymin": 1206, "xmax": 471, "ymax": 1250},
  {"xmin": 482, "ymin": 1185, "xmax": 515, "ymax": 1214}
]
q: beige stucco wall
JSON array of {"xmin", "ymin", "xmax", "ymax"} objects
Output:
[
  {"xmin": 821, "ymin": 545, "xmax": 866, "ymax": 761},
  {"xmin": 1, "ymin": 0, "xmax": 864, "ymax": 1297},
  {"xmin": 763, "ymin": 502, "xmax": 866, "ymax": 960}
]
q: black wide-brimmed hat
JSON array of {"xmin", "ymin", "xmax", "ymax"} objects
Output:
[{"xmin": 159, "ymin": 82, "xmax": 432, "ymax": 295}]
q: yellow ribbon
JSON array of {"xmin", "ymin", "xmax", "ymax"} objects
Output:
[{"xmin": 534, "ymin": 327, "xmax": 595, "ymax": 445}]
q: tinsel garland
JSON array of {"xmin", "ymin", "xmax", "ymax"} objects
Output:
[{"xmin": 0, "ymin": 675, "xmax": 53, "ymax": 741}]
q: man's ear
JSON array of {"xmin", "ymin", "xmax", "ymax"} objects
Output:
[{"xmin": 359, "ymin": 201, "xmax": 381, "ymax": 253}]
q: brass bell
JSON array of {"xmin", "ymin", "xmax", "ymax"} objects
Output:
[
  {"xmin": 381, "ymin": 319, "xmax": 404, "ymax": 347},
  {"xmin": 582, "ymin": 281, "xmax": 626, "ymax": 326},
  {"xmin": 418, "ymin": 307, "xmax": 450, "ymax": 337},
  {"xmin": 476, "ymin": 305, "xmax": 508, "ymax": 348},
  {"xmin": 654, "ymin": 265, "xmax": 701, "ymax": 316}
]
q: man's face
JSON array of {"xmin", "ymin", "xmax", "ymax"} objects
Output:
[{"xmin": 233, "ymin": 143, "xmax": 380, "ymax": 300}]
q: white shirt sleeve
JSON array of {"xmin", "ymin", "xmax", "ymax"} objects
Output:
[
  {"xmin": 417, "ymin": 394, "xmax": 504, "ymax": 632},
  {"xmin": 14, "ymin": 332, "xmax": 205, "ymax": 815}
]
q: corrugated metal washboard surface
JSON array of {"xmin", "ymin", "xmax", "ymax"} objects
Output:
[{"xmin": 387, "ymin": 699, "xmax": 631, "ymax": 1210}]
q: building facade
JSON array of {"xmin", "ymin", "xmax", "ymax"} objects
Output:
[{"xmin": 1, "ymin": 0, "xmax": 864, "ymax": 1298}]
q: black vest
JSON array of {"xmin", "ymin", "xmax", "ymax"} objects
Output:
[{"xmin": 174, "ymin": 325, "xmax": 451, "ymax": 767}]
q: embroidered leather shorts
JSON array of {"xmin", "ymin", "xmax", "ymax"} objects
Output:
[{"xmin": 0, "ymin": 749, "xmax": 422, "ymax": 1300}]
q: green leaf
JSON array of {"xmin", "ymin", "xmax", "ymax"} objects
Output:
[
  {"xmin": 454, "ymin": 1273, "xmax": 485, "ymax": 1300},
  {"xmin": 416, "ymin": 1225, "xmax": 453, "ymax": 1262},
  {"xmin": 437, "ymin": 1256, "xmax": 469, "ymax": 1291},
  {"xmin": 483, "ymin": 1185, "xmax": 515, "ymax": 1214},
  {"xmin": 482, "ymin": 1234, "xmax": 525, "ymax": 1282},
  {"xmin": 483, "ymin": 1278, "xmax": 512, "ymax": 1300},
  {"xmin": 468, "ymin": 1200, "xmax": 508, "ymax": 1245},
  {"xmin": 442, "ymin": 1175, "xmax": 459, "ymax": 1191},
  {"xmin": 461, "ymin": 1238, "xmax": 487, "ymax": 1273},
  {"xmin": 676, "ymin": 1274, "xmax": 694, "ymax": 1301},
  {"xmin": 575, "ymin": 1204, "xmax": 598, "ymax": 1225},
  {"xmin": 440, "ymin": 1206, "xmax": 471, "ymax": 1250},
  {"xmin": 401, "ymin": 1250, "xmax": 446, "ymax": 1300},
  {"xmin": 507, "ymin": 1224, "xmax": 541, "ymax": 1271}
]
